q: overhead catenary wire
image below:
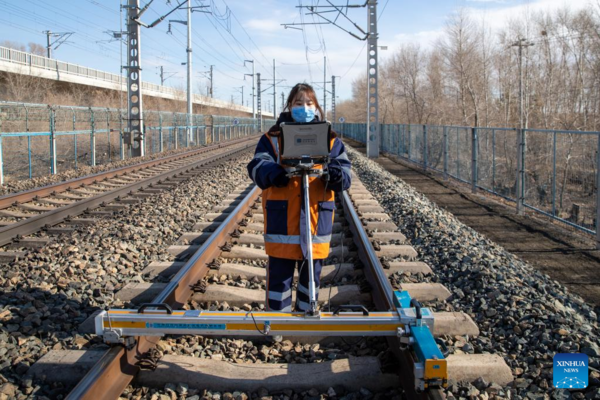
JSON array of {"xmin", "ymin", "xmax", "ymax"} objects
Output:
[
  {"xmin": 213, "ymin": 0, "xmax": 286, "ymax": 80},
  {"xmin": 151, "ymin": 5, "xmax": 246, "ymax": 73},
  {"xmin": 167, "ymin": 11, "xmax": 248, "ymax": 89},
  {"xmin": 338, "ymin": 0, "xmax": 389, "ymax": 80},
  {"xmin": 0, "ymin": 0, "xmax": 187, "ymax": 72},
  {"xmin": 0, "ymin": 0, "xmax": 121, "ymax": 58},
  {"xmin": 202, "ymin": 1, "xmax": 279, "ymax": 79}
]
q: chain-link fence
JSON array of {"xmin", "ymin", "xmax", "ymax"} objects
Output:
[
  {"xmin": 335, "ymin": 122, "xmax": 600, "ymax": 238},
  {"xmin": 0, "ymin": 102, "xmax": 268, "ymax": 184}
]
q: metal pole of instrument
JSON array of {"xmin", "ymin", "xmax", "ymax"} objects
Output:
[
  {"xmin": 257, "ymin": 72, "xmax": 262, "ymax": 132},
  {"xmin": 366, "ymin": 0, "xmax": 379, "ymax": 158},
  {"xmin": 126, "ymin": 0, "xmax": 144, "ymax": 157},
  {"xmin": 186, "ymin": 3, "xmax": 193, "ymax": 144}
]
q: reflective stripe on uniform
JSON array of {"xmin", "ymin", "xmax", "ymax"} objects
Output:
[
  {"xmin": 264, "ymin": 234, "xmax": 332, "ymax": 245},
  {"xmin": 333, "ymin": 152, "xmax": 350, "ymax": 162},
  {"xmin": 251, "ymin": 159, "xmax": 267, "ymax": 183},
  {"xmin": 295, "ymin": 299, "xmax": 310, "ymax": 311},
  {"xmin": 254, "ymin": 152, "xmax": 275, "ymax": 162},
  {"xmin": 268, "ymin": 288, "xmax": 292, "ymax": 301},
  {"xmin": 280, "ymin": 305, "xmax": 292, "ymax": 312},
  {"xmin": 297, "ymin": 283, "xmax": 318, "ymax": 297},
  {"xmin": 270, "ymin": 136, "xmax": 280, "ymax": 163},
  {"xmin": 264, "ymin": 234, "xmax": 301, "ymax": 245}
]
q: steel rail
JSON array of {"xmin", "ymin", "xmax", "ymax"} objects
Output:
[
  {"xmin": 67, "ymin": 186, "xmax": 261, "ymax": 400},
  {"xmin": 341, "ymin": 191, "xmax": 444, "ymax": 400},
  {"xmin": 0, "ymin": 135, "xmax": 256, "ymax": 210},
  {"xmin": 69, "ymin": 186, "xmax": 443, "ymax": 399},
  {"xmin": 0, "ymin": 138, "xmax": 257, "ymax": 247}
]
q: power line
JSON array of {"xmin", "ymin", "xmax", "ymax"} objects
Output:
[
  {"xmin": 203, "ymin": 2, "xmax": 277, "ymax": 79},
  {"xmin": 338, "ymin": 0, "xmax": 389, "ymax": 79},
  {"xmin": 216, "ymin": 0, "xmax": 286, "ymax": 80},
  {"xmin": 7, "ymin": 0, "xmax": 121, "ymax": 54},
  {"xmin": 168, "ymin": 6, "xmax": 247, "ymax": 73},
  {"xmin": 299, "ymin": 0, "xmax": 315, "ymax": 82},
  {"xmin": 0, "ymin": 1, "xmax": 124, "ymax": 62}
]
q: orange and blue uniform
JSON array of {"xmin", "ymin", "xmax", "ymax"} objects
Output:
[{"xmin": 247, "ymin": 112, "xmax": 351, "ymax": 311}]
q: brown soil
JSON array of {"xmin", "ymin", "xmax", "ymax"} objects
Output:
[{"xmin": 351, "ymin": 143, "xmax": 600, "ymax": 312}]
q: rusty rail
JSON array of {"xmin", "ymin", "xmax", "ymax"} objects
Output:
[
  {"xmin": 0, "ymin": 137, "xmax": 257, "ymax": 247},
  {"xmin": 66, "ymin": 186, "xmax": 261, "ymax": 399},
  {"xmin": 68, "ymin": 186, "xmax": 444, "ymax": 399}
]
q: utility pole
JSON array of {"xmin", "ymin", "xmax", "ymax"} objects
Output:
[
  {"xmin": 262, "ymin": 78, "xmax": 286, "ymax": 116},
  {"xmin": 209, "ymin": 65, "xmax": 214, "ymax": 97},
  {"xmin": 257, "ymin": 72, "xmax": 262, "ymax": 131},
  {"xmin": 366, "ymin": 0, "xmax": 379, "ymax": 157},
  {"xmin": 234, "ymin": 86, "xmax": 244, "ymax": 105},
  {"xmin": 199, "ymin": 66, "xmax": 214, "ymax": 98},
  {"xmin": 168, "ymin": 3, "xmax": 209, "ymax": 144},
  {"xmin": 159, "ymin": 66, "xmax": 176, "ymax": 86},
  {"xmin": 244, "ymin": 60, "xmax": 255, "ymax": 120},
  {"xmin": 283, "ymin": 1, "xmax": 376, "ymax": 152},
  {"xmin": 323, "ymin": 56, "xmax": 327, "ymax": 119},
  {"xmin": 273, "ymin": 59, "xmax": 277, "ymax": 117},
  {"xmin": 123, "ymin": 0, "xmax": 188, "ymax": 157},
  {"xmin": 331, "ymin": 75, "xmax": 336, "ymax": 123},
  {"xmin": 512, "ymin": 37, "xmax": 534, "ymax": 215},
  {"xmin": 43, "ymin": 30, "xmax": 73, "ymax": 59},
  {"xmin": 45, "ymin": 31, "xmax": 52, "ymax": 58},
  {"xmin": 281, "ymin": 91, "xmax": 285, "ymax": 113},
  {"xmin": 125, "ymin": 0, "xmax": 144, "ymax": 156},
  {"xmin": 186, "ymin": 2, "xmax": 192, "ymax": 143}
]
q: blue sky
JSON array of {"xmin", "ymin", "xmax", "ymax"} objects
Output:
[{"xmin": 0, "ymin": 0, "xmax": 589, "ymax": 110}]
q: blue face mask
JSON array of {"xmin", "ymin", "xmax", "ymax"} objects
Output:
[{"xmin": 291, "ymin": 106, "xmax": 316, "ymax": 123}]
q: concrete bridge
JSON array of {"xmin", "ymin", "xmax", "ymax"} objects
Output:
[{"xmin": 0, "ymin": 46, "xmax": 273, "ymax": 117}]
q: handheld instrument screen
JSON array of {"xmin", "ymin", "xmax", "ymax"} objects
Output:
[{"xmin": 279, "ymin": 121, "xmax": 331, "ymax": 163}]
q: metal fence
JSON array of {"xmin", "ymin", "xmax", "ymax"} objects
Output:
[
  {"xmin": 0, "ymin": 102, "xmax": 274, "ymax": 184},
  {"xmin": 334, "ymin": 122, "xmax": 600, "ymax": 241}
]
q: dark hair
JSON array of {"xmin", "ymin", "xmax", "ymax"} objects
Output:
[{"xmin": 283, "ymin": 83, "xmax": 325, "ymax": 121}]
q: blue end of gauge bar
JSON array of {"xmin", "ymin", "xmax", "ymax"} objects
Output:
[
  {"xmin": 411, "ymin": 325, "xmax": 445, "ymax": 361},
  {"xmin": 393, "ymin": 290, "xmax": 412, "ymax": 308}
]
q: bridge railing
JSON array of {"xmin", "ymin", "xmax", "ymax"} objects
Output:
[
  {"xmin": 0, "ymin": 102, "xmax": 269, "ymax": 185},
  {"xmin": 1, "ymin": 46, "xmax": 123, "ymax": 85},
  {"xmin": 334, "ymin": 122, "xmax": 600, "ymax": 238},
  {"xmin": 0, "ymin": 46, "xmax": 268, "ymax": 116}
]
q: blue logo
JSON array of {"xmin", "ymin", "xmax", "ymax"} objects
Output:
[{"xmin": 553, "ymin": 353, "xmax": 588, "ymax": 389}]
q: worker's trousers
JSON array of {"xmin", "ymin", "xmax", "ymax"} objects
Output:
[{"xmin": 266, "ymin": 256, "xmax": 324, "ymax": 312}]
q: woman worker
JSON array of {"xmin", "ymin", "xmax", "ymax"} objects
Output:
[{"xmin": 247, "ymin": 83, "xmax": 352, "ymax": 312}]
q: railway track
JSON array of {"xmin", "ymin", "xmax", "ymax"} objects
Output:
[
  {"xmin": 26, "ymin": 171, "xmax": 513, "ymax": 399},
  {"xmin": 0, "ymin": 136, "xmax": 257, "ymax": 262}
]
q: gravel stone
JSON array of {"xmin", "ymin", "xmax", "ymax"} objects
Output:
[
  {"xmin": 348, "ymin": 148, "xmax": 600, "ymax": 399},
  {"xmin": 0, "ymin": 153, "xmax": 255, "ymax": 398}
]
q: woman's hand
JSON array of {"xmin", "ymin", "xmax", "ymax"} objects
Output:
[{"xmin": 273, "ymin": 165, "xmax": 290, "ymax": 187}]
